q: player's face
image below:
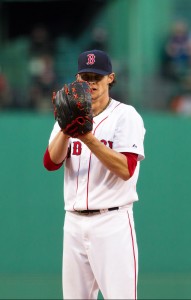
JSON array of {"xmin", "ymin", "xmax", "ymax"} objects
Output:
[{"xmin": 77, "ymin": 72, "xmax": 115, "ymax": 102}]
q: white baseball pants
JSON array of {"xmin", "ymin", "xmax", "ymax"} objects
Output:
[{"xmin": 62, "ymin": 205, "xmax": 138, "ymax": 299}]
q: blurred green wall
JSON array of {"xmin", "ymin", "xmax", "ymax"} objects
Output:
[
  {"xmin": 0, "ymin": 0, "xmax": 183, "ymax": 109},
  {"xmin": 78, "ymin": 0, "xmax": 176, "ymax": 106},
  {"xmin": 0, "ymin": 111, "xmax": 191, "ymax": 299},
  {"xmin": 0, "ymin": 112, "xmax": 64, "ymax": 274}
]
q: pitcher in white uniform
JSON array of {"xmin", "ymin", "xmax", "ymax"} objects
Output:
[{"xmin": 43, "ymin": 49, "xmax": 146, "ymax": 300}]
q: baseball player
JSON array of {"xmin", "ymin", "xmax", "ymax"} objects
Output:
[{"xmin": 43, "ymin": 49, "xmax": 146, "ymax": 299}]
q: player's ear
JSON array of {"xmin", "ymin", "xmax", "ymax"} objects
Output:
[
  {"xmin": 76, "ymin": 74, "xmax": 81, "ymax": 82},
  {"xmin": 108, "ymin": 73, "xmax": 115, "ymax": 84}
]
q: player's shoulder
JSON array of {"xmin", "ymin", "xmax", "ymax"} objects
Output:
[{"xmin": 111, "ymin": 99, "xmax": 142, "ymax": 118}]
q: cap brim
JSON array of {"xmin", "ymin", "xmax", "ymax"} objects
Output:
[{"xmin": 78, "ymin": 68, "xmax": 110, "ymax": 75}]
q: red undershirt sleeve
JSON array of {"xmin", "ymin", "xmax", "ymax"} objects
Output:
[
  {"xmin": 43, "ymin": 148, "xmax": 63, "ymax": 171},
  {"xmin": 44, "ymin": 148, "xmax": 138, "ymax": 175},
  {"xmin": 121, "ymin": 152, "xmax": 138, "ymax": 178}
]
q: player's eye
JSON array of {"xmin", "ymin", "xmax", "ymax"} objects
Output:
[
  {"xmin": 80, "ymin": 74, "xmax": 104, "ymax": 82},
  {"xmin": 80, "ymin": 75, "xmax": 88, "ymax": 81},
  {"xmin": 94, "ymin": 75, "xmax": 104, "ymax": 81}
]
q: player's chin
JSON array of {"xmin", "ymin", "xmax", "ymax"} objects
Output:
[
  {"xmin": 91, "ymin": 94, "xmax": 99, "ymax": 102},
  {"xmin": 91, "ymin": 89, "xmax": 98, "ymax": 96},
  {"xmin": 90, "ymin": 93, "xmax": 96, "ymax": 101}
]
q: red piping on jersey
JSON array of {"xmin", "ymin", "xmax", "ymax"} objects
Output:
[
  {"xmin": 86, "ymin": 116, "xmax": 109, "ymax": 209},
  {"xmin": 86, "ymin": 103, "xmax": 122, "ymax": 210},
  {"xmin": 76, "ymin": 155, "xmax": 81, "ymax": 194},
  {"xmin": 86, "ymin": 153, "xmax": 92, "ymax": 210},
  {"xmin": 73, "ymin": 151, "xmax": 82, "ymax": 212},
  {"xmin": 127, "ymin": 210, "xmax": 137, "ymax": 300}
]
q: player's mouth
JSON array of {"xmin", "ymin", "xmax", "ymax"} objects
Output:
[{"xmin": 90, "ymin": 87, "xmax": 97, "ymax": 92}]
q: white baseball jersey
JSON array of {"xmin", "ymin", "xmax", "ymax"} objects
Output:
[{"xmin": 49, "ymin": 98, "xmax": 145, "ymax": 211}]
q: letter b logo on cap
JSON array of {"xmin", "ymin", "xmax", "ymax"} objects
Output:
[{"xmin": 86, "ymin": 54, "xmax": 95, "ymax": 65}]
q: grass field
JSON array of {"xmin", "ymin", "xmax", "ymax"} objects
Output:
[{"xmin": 0, "ymin": 273, "xmax": 191, "ymax": 299}]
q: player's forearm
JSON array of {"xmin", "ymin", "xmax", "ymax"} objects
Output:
[
  {"xmin": 79, "ymin": 133, "xmax": 130, "ymax": 181},
  {"xmin": 48, "ymin": 131, "xmax": 70, "ymax": 164}
]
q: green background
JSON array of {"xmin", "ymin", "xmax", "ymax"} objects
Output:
[
  {"xmin": 1, "ymin": 0, "xmax": 191, "ymax": 298},
  {"xmin": 0, "ymin": 111, "xmax": 191, "ymax": 299},
  {"xmin": 0, "ymin": 0, "xmax": 189, "ymax": 110}
]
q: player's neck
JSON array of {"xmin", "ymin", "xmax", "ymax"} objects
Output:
[{"xmin": 93, "ymin": 97, "xmax": 111, "ymax": 117}]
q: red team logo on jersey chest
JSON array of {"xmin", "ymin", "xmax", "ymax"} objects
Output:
[
  {"xmin": 86, "ymin": 54, "xmax": 95, "ymax": 65},
  {"xmin": 72, "ymin": 140, "xmax": 113, "ymax": 156},
  {"xmin": 72, "ymin": 141, "xmax": 82, "ymax": 155}
]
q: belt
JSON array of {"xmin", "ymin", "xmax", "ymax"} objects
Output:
[{"xmin": 74, "ymin": 207, "xmax": 119, "ymax": 215}]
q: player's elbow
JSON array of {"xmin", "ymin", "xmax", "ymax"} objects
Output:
[
  {"xmin": 121, "ymin": 173, "xmax": 131, "ymax": 181},
  {"xmin": 115, "ymin": 166, "xmax": 131, "ymax": 181},
  {"xmin": 118, "ymin": 170, "xmax": 131, "ymax": 181}
]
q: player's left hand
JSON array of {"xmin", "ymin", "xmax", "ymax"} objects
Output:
[{"xmin": 52, "ymin": 81, "xmax": 93, "ymax": 138}]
